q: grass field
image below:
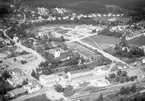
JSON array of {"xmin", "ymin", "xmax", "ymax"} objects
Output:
[
  {"xmin": 81, "ymin": 35, "xmax": 121, "ymax": 49},
  {"xmin": 127, "ymin": 35, "xmax": 145, "ymax": 46},
  {"xmin": 67, "ymin": 42, "xmax": 95, "ymax": 58}
]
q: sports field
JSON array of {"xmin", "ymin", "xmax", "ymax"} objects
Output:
[{"xmin": 81, "ymin": 35, "xmax": 121, "ymax": 49}]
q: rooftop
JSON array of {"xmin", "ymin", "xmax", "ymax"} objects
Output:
[{"xmin": 8, "ymin": 87, "xmax": 27, "ymax": 96}]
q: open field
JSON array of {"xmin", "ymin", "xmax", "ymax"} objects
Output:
[
  {"xmin": 67, "ymin": 42, "xmax": 95, "ymax": 58},
  {"xmin": 81, "ymin": 35, "xmax": 121, "ymax": 49},
  {"xmin": 127, "ymin": 35, "xmax": 145, "ymax": 46}
]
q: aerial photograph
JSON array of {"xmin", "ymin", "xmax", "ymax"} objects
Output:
[{"xmin": 0, "ymin": 0, "xmax": 145, "ymax": 101}]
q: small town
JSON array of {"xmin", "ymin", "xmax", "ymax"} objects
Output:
[{"xmin": 0, "ymin": 0, "xmax": 145, "ymax": 101}]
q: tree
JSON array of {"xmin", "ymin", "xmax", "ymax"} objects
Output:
[
  {"xmin": 60, "ymin": 43, "xmax": 68, "ymax": 50},
  {"xmin": 60, "ymin": 36, "xmax": 65, "ymax": 42},
  {"xmin": 115, "ymin": 76, "xmax": 120, "ymax": 82},
  {"xmin": 125, "ymin": 76, "xmax": 130, "ymax": 82},
  {"xmin": 130, "ymin": 84, "xmax": 136, "ymax": 93},
  {"xmin": 31, "ymin": 70, "xmax": 39, "ymax": 80},
  {"xmin": 125, "ymin": 87, "xmax": 130, "ymax": 94},
  {"xmin": 122, "ymin": 71, "xmax": 127, "ymax": 77},
  {"xmin": 130, "ymin": 76, "xmax": 134, "ymax": 81},
  {"xmin": 109, "ymin": 73, "xmax": 116, "ymax": 78},
  {"xmin": 120, "ymin": 78, "xmax": 125, "ymax": 83},
  {"xmin": 97, "ymin": 93, "xmax": 103, "ymax": 101},
  {"xmin": 120, "ymin": 86, "xmax": 125, "ymax": 95},
  {"xmin": 2, "ymin": 70, "xmax": 11, "ymax": 80},
  {"xmin": 117, "ymin": 69, "xmax": 122, "ymax": 76}
]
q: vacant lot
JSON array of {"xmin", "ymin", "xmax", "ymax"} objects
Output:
[{"xmin": 81, "ymin": 35, "xmax": 121, "ymax": 48}]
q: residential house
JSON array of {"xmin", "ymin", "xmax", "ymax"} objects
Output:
[
  {"xmin": 7, "ymin": 68, "xmax": 27, "ymax": 87},
  {"xmin": 23, "ymin": 79, "xmax": 42, "ymax": 94}
]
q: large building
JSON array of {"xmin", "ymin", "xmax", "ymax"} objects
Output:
[{"xmin": 7, "ymin": 68, "xmax": 27, "ymax": 87}]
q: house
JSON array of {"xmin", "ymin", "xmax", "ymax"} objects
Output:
[
  {"xmin": 48, "ymin": 48, "xmax": 66, "ymax": 58},
  {"xmin": 23, "ymin": 79, "xmax": 42, "ymax": 94},
  {"xmin": 7, "ymin": 68, "xmax": 27, "ymax": 87},
  {"xmin": 56, "ymin": 51, "xmax": 74, "ymax": 61},
  {"xmin": 7, "ymin": 87, "xmax": 27, "ymax": 98}
]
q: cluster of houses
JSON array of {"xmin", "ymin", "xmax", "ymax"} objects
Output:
[{"xmin": 6, "ymin": 68, "xmax": 42, "ymax": 99}]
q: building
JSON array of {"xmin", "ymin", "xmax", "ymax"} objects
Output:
[
  {"xmin": 48, "ymin": 48, "xmax": 65, "ymax": 58},
  {"xmin": 7, "ymin": 87, "xmax": 27, "ymax": 98},
  {"xmin": 7, "ymin": 79, "xmax": 42, "ymax": 98},
  {"xmin": 23, "ymin": 79, "xmax": 41, "ymax": 94},
  {"xmin": 7, "ymin": 68, "xmax": 27, "ymax": 87}
]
